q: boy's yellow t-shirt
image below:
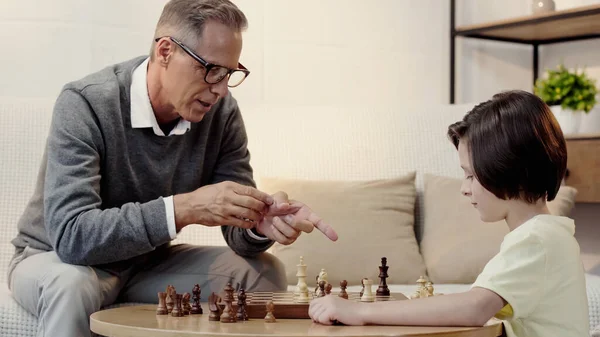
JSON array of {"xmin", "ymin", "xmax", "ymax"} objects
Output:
[{"xmin": 471, "ymin": 214, "xmax": 589, "ymax": 337}]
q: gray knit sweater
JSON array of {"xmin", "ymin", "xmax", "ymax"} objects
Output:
[{"xmin": 11, "ymin": 56, "xmax": 274, "ymax": 265}]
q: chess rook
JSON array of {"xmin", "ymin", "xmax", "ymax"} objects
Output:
[
  {"xmin": 156, "ymin": 292, "xmax": 168, "ymax": 315},
  {"xmin": 171, "ymin": 294, "xmax": 184, "ymax": 317},
  {"xmin": 360, "ymin": 278, "xmax": 375, "ymax": 302}
]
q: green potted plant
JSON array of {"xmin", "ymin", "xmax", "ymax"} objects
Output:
[{"xmin": 534, "ymin": 64, "xmax": 598, "ymax": 135}]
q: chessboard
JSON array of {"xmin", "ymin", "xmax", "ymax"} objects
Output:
[
  {"xmin": 156, "ymin": 257, "xmax": 436, "ymax": 322},
  {"xmin": 217, "ymin": 291, "xmax": 408, "ymax": 319}
]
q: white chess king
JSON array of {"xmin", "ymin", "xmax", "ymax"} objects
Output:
[{"xmin": 295, "ymin": 256, "xmax": 309, "ymax": 303}]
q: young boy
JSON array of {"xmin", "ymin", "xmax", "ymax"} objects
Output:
[{"xmin": 308, "ymin": 90, "xmax": 589, "ymax": 337}]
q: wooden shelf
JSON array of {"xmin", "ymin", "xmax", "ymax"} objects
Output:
[
  {"xmin": 455, "ymin": 4, "xmax": 600, "ymax": 44},
  {"xmin": 564, "ymin": 133, "xmax": 600, "ymax": 141}
]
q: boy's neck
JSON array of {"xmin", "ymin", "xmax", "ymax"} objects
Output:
[{"xmin": 505, "ymin": 199, "xmax": 551, "ymax": 231}]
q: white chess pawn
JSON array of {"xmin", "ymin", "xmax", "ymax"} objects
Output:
[{"xmin": 360, "ymin": 278, "xmax": 375, "ymax": 302}]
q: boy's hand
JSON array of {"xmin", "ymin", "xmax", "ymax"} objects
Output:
[{"xmin": 308, "ymin": 295, "xmax": 366, "ymax": 326}]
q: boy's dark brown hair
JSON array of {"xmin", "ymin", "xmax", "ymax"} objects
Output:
[{"xmin": 447, "ymin": 90, "xmax": 567, "ymax": 203}]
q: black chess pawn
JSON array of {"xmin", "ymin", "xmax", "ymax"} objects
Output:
[
  {"xmin": 316, "ymin": 280, "xmax": 326, "ymax": 297},
  {"xmin": 236, "ymin": 288, "xmax": 248, "ymax": 321},
  {"xmin": 191, "ymin": 284, "xmax": 203, "ymax": 314},
  {"xmin": 338, "ymin": 280, "xmax": 348, "ymax": 299},
  {"xmin": 264, "ymin": 301, "xmax": 276, "ymax": 323},
  {"xmin": 325, "ymin": 283, "xmax": 332, "ymax": 295},
  {"xmin": 377, "ymin": 257, "xmax": 391, "ymax": 296}
]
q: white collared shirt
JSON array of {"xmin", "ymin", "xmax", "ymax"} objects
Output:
[{"xmin": 129, "ymin": 58, "xmax": 268, "ymax": 242}]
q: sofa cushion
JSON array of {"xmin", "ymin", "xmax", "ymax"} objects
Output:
[
  {"xmin": 420, "ymin": 173, "xmax": 578, "ymax": 284},
  {"xmin": 259, "ymin": 172, "xmax": 427, "ymax": 286}
]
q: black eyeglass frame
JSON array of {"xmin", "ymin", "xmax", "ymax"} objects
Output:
[{"xmin": 154, "ymin": 36, "xmax": 250, "ymax": 87}]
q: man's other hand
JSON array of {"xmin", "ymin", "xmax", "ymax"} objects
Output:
[{"xmin": 173, "ymin": 181, "xmax": 274, "ymax": 230}]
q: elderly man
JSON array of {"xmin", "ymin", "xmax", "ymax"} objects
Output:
[{"xmin": 7, "ymin": 0, "xmax": 337, "ymax": 336}]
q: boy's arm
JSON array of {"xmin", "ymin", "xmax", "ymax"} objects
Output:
[{"xmin": 362, "ymin": 288, "xmax": 506, "ymax": 327}]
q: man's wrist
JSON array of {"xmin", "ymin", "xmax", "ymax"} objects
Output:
[
  {"xmin": 173, "ymin": 193, "xmax": 193, "ymax": 231},
  {"xmin": 246, "ymin": 228, "xmax": 270, "ymax": 241},
  {"xmin": 163, "ymin": 196, "xmax": 177, "ymax": 239}
]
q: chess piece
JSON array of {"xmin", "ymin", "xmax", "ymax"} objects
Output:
[
  {"xmin": 191, "ymin": 284, "xmax": 203, "ymax": 314},
  {"xmin": 165, "ymin": 285, "xmax": 175, "ymax": 313},
  {"xmin": 318, "ymin": 268, "xmax": 328, "ymax": 282},
  {"xmin": 220, "ymin": 282, "xmax": 236, "ymax": 323},
  {"xmin": 182, "ymin": 292, "xmax": 191, "ymax": 315},
  {"xmin": 314, "ymin": 275, "xmax": 319, "ymax": 295},
  {"xmin": 376, "ymin": 257, "xmax": 391, "ymax": 296},
  {"xmin": 295, "ymin": 256, "xmax": 310, "ymax": 303},
  {"xmin": 359, "ymin": 278, "xmax": 367, "ymax": 297},
  {"xmin": 426, "ymin": 281, "xmax": 435, "ymax": 297},
  {"xmin": 338, "ymin": 280, "xmax": 348, "ymax": 299},
  {"xmin": 325, "ymin": 283, "xmax": 332, "ymax": 295},
  {"xmin": 411, "ymin": 276, "xmax": 428, "ymax": 299},
  {"xmin": 360, "ymin": 278, "xmax": 375, "ymax": 302},
  {"xmin": 315, "ymin": 268, "xmax": 328, "ymax": 294},
  {"xmin": 236, "ymin": 288, "xmax": 248, "ymax": 321},
  {"xmin": 208, "ymin": 292, "xmax": 222, "ymax": 321},
  {"xmin": 172, "ymin": 294, "xmax": 184, "ymax": 317},
  {"xmin": 316, "ymin": 280, "xmax": 326, "ymax": 297},
  {"xmin": 156, "ymin": 292, "xmax": 168, "ymax": 315},
  {"xmin": 264, "ymin": 301, "xmax": 276, "ymax": 323}
]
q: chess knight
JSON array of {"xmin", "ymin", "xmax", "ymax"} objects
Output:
[{"xmin": 315, "ymin": 268, "xmax": 329, "ymax": 294}]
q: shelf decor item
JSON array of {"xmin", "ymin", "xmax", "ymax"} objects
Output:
[
  {"xmin": 534, "ymin": 64, "xmax": 598, "ymax": 135},
  {"xmin": 531, "ymin": 0, "xmax": 556, "ymax": 14}
]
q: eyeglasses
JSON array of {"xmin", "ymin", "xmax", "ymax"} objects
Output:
[{"xmin": 154, "ymin": 36, "xmax": 250, "ymax": 87}]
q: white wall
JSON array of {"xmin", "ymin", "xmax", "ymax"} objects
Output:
[
  {"xmin": 0, "ymin": 0, "xmax": 169, "ymax": 98},
  {"xmin": 1, "ymin": 0, "xmax": 598, "ymax": 106}
]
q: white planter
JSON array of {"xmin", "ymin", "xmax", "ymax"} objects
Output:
[
  {"xmin": 578, "ymin": 106, "xmax": 600, "ymax": 135},
  {"xmin": 550, "ymin": 105, "xmax": 582, "ymax": 136}
]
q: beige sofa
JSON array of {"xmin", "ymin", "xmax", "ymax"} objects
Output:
[{"xmin": 1, "ymin": 97, "xmax": 599, "ymax": 336}]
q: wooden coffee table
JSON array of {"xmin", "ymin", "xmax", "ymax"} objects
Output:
[{"xmin": 90, "ymin": 304, "xmax": 504, "ymax": 337}]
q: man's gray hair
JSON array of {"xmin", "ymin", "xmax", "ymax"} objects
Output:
[{"xmin": 150, "ymin": 0, "xmax": 247, "ymax": 59}]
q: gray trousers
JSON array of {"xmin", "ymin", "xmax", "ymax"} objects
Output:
[{"xmin": 8, "ymin": 243, "xmax": 287, "ymax": 337}]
